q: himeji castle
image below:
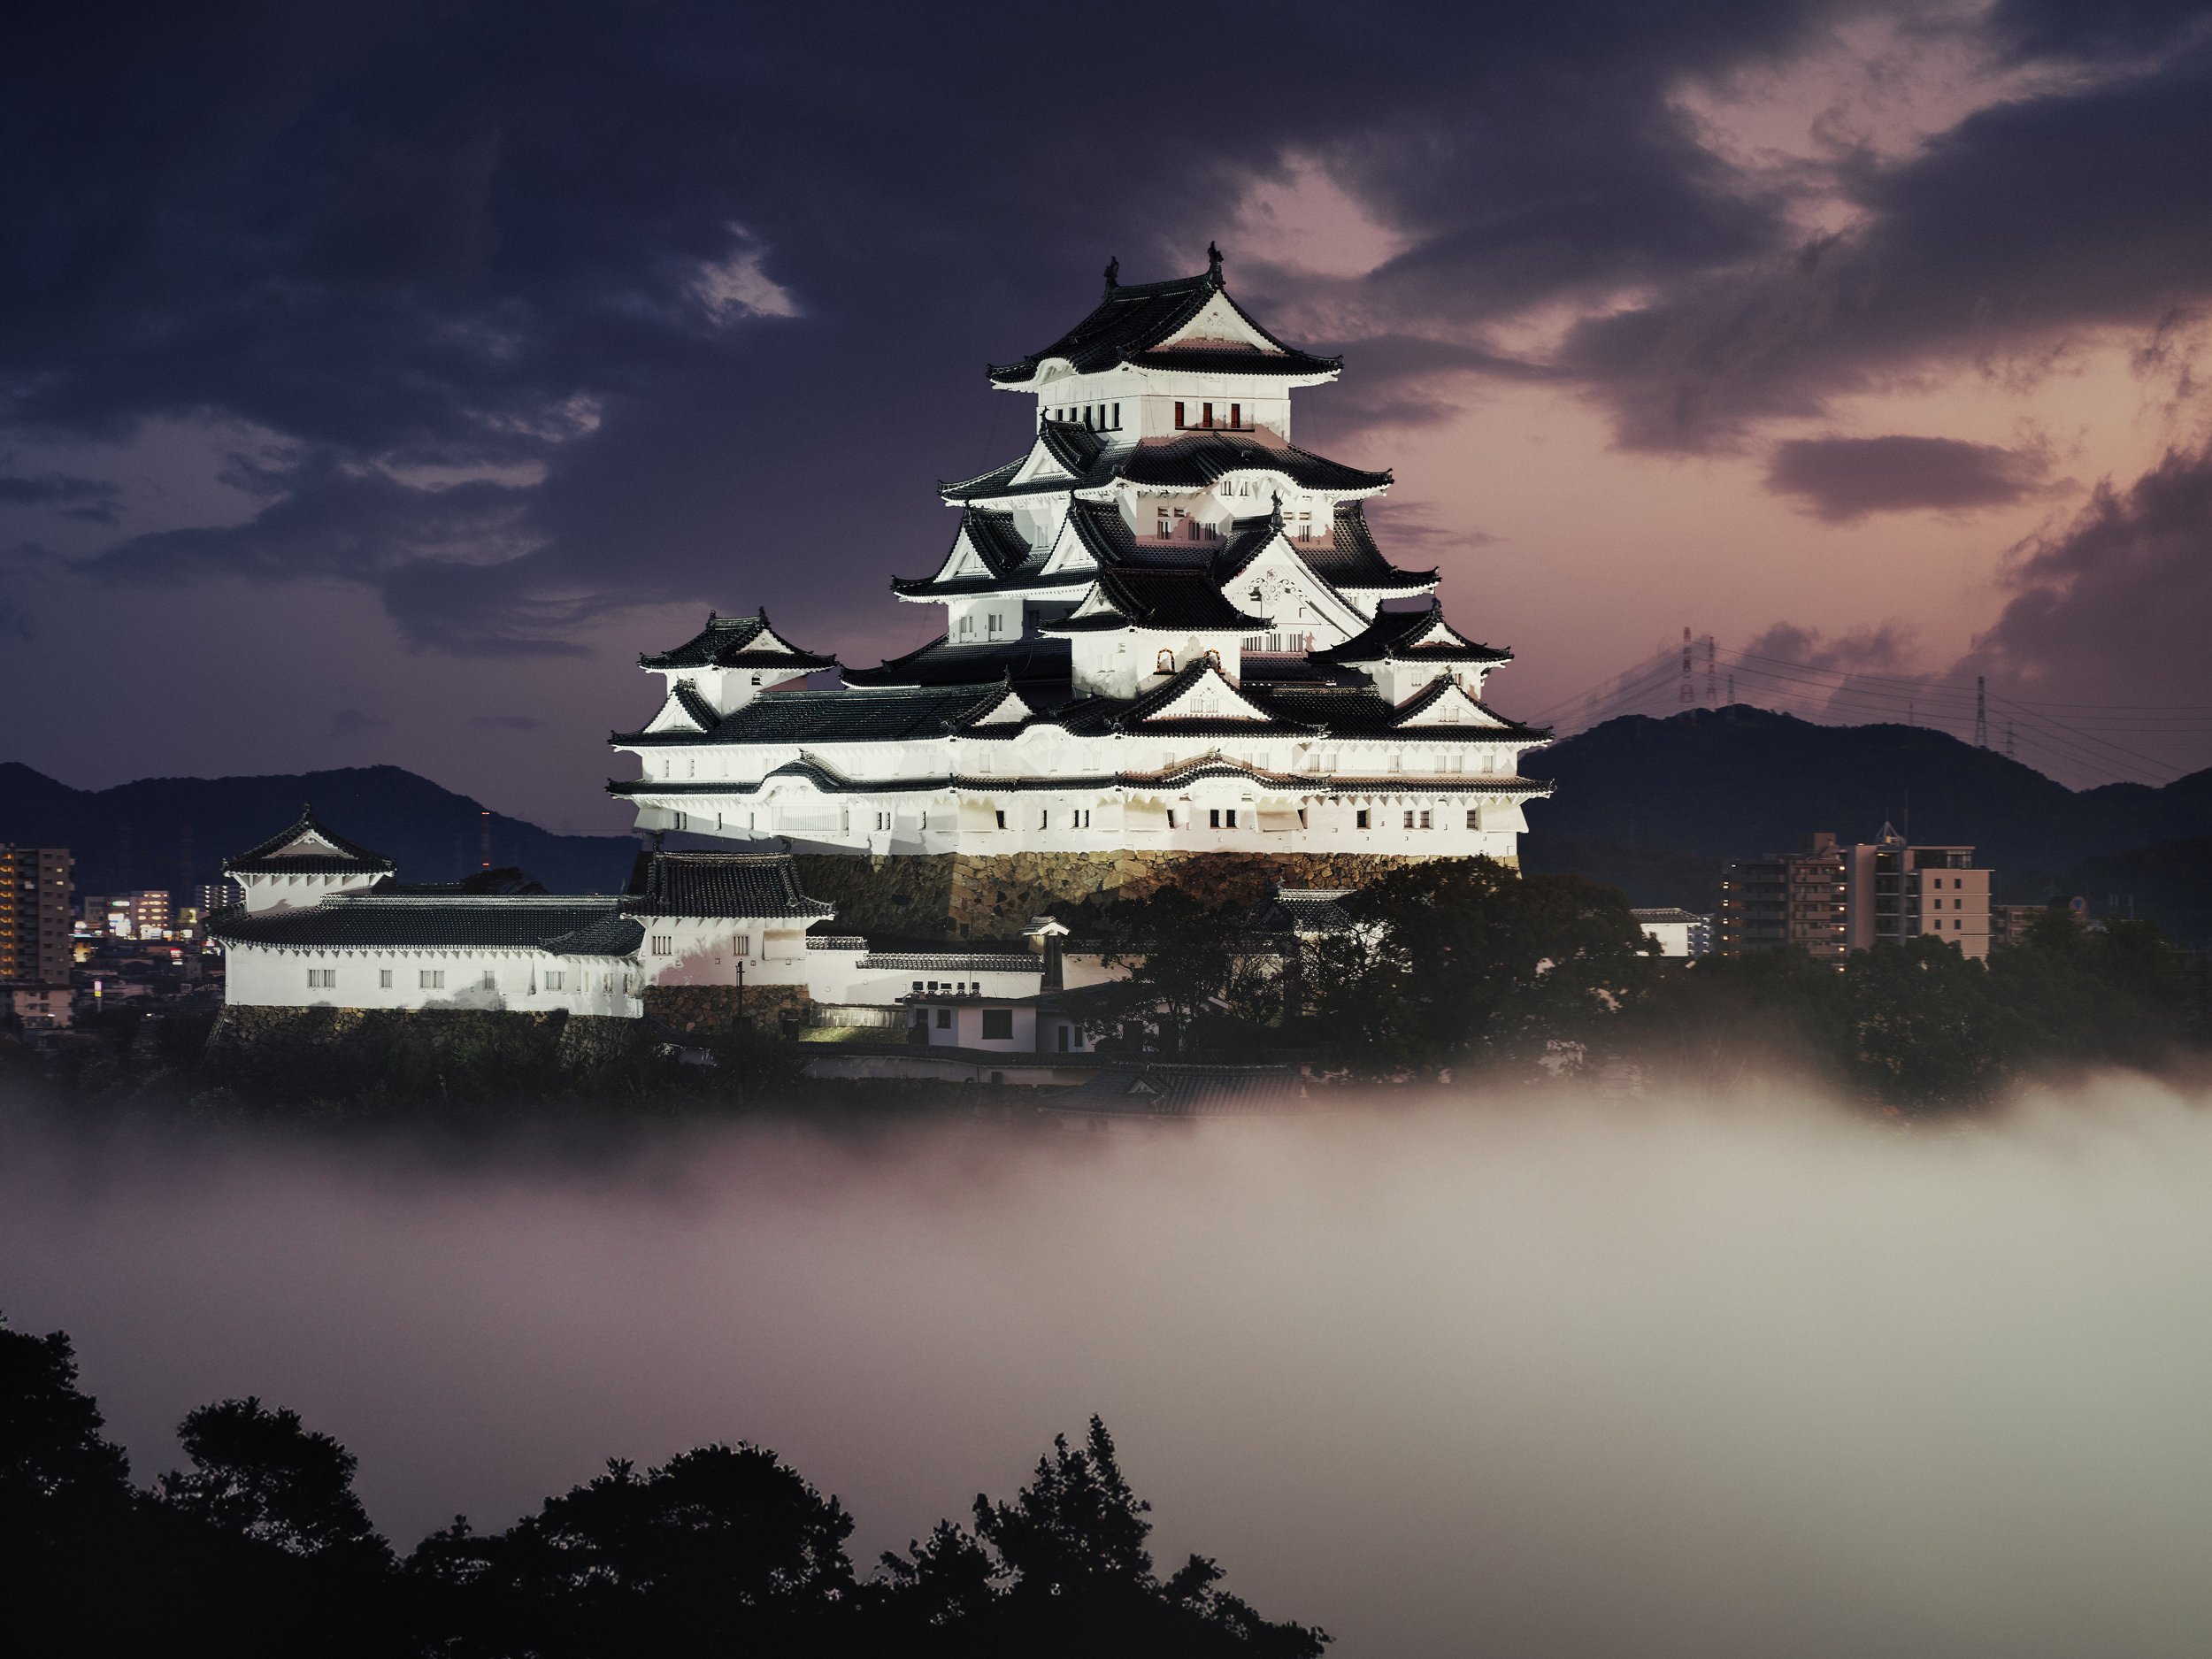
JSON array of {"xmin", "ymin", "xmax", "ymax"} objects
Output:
[{"xmin": 610, "ymin": 249, "xmax": 1550, "ymax": 909}]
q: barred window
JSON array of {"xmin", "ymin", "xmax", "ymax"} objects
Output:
[
  {"xmin": 419, "ymin": 970, "xmax": 444, "ymax": 990},
  {"xmin": 651, "ymin": 935, "xmax": 672, "ymax": 956}
]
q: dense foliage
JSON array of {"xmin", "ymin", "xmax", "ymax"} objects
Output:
[
  {"xmin": 3, "ymin": 1317, "xmax": 1327, "ymax": 1658},
  {"xmin": 1073, "ymin": 861, "xmax": 2202, "ymax": 1107}
]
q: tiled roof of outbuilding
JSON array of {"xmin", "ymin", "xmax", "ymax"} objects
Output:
[
  {"xmin": 625, "ymin": 850, "xmax": 834, "ymax": 918},
  {"xmin": 207, "ymin": 895, "xmax": 635, "ymax": 953}
]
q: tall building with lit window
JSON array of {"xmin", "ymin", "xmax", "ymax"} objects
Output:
[
  {"xmin": 607, "ymin": 250, "xmax": 1550, "ymax": 924},
  {"xmin": 0, "ymin": 845, "xmax": 74, "ymax": 984}
]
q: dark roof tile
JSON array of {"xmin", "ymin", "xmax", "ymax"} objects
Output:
[
  {"xmin": 987, "ymin": 268, "xmax": 1339, "ymax": 386},
  {"xmin": 223, "ymin": 808, "xmax": 396, "ymax": 876}
]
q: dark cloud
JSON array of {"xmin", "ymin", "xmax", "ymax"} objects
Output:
[
  {"xmin": 1964, "ymin": 440, "xmax": 2212, "ymax": 720},
  {"xmin": 1, "ymin": 0, "xmax": 2208, "ymax": 667},
  {"xmin": 0, "ymin": 0, "xmax": 1854, "ymax": 651},
  {"xmin": 0, "ymin": 470, "xmax": 122, "ymax": 523},
  {"xmin": 1560, "ymin": 33, "xmax": 2212, "ymax": 450},
  {"xmin": 1764, "ymin": 434, "xmax": 2061, "ymax": 522}
]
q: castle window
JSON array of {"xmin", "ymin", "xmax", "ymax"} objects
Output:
[
  {"xmin": 995, "ymin": 810, "xmax": 1007, "ymax": 829},
  {"xmin": 651, "ymin": 935, "xmax": 672, "ymax": 956},
  {"xmin": 982, "ymin": 1008, "xmax": 1013, "ymax": 1041},
  {"xmin": 1356, "ymin": 810, "xmax": 1371, "ymax": 829},
  {"xmin": 1230, "ymin": 403, "xmax": 1240, "ymax": 428},
  {"xmin": 1112, "ymin": 403, "xmax": 1120, "ymax": 427},
  {"xmin": 1227, "ymin": 809, "xmax": 1239, "ymax": 828},
  {"xmin": 1210, "ymin": 809, "xmax": 1221, "ymax": 828},
  {"xmin": 936, "ymin": 1007, "xmax": 952, "ymax": 1029},
  {"xmin": 306, "ymin": 967, "xmax": 334, "ymax": 988},
  {"xmin": 1157, "ymin": 649, "xmax": 1175, "ymax": 673},
  {"xmin": 1466, "ymin": 809, "xmax": 1479, "ymax": 830},
  {"xmin": 733, "ymin": 934, "xmax": 750, "ymax": 956},
  {"xmin": 1175, "ymin": 402, "xmax": 1186, "ymax": 428},
  {"xmin": 420, "ymin": 970, "xmax": 445, "ymax": 990},
  {"xmin": 1403, "ymin": 810, "xmax": 1416, "ymax": 829},
  {"xmin": 380, "ymin": 969, "xmax": 393, "ymax": 988},
  {"xmin": 546, "ymin": 972, "xmax": 565, "ymax": 991},
  {"xmin": 1419, "ymin": 810, "xmax": 1433, "ymax": 829},
  {"xmin": 1202, "ymin": 402, "xmax": 1215, "ymax": 427},
  {"xmin": 483, "ymin": 970, "xmax": 498, "ymax": 990}
]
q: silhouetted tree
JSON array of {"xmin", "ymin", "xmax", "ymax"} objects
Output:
[
  {"xmin": 161, "ymin": 1396, "xmax": 388, "ymax": 1561},
  {"xmin": 407, "ymin": 1442, "xmax": 860, "ymax": 1655},
  {"xmin": 872, "ymin": 1417, "xmax": 1329, "ymax": 1656},
  {"xmin": 4, "ymin": 1316, "xmax": 146, "ymax": 1655}
]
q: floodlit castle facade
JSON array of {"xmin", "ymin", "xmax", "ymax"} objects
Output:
[{"xmin": 609, "ymin": 250, "xmax": 1550, "ymax": 879}]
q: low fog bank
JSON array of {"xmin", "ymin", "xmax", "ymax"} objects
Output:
[{"xmin": 9, "ymin": 1080, "xmax": 2212, "ymax": 1656}]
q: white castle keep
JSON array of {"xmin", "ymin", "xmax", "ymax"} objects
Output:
[{"xmin": 610, "ymin": 249, "xmax": 1551, "ymax": 864}]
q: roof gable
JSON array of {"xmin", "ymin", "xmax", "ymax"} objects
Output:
[
  {"xmin": 640, "ymin": 611, "xmax": 837, "ymax": 672},
  {"xmin": 1315, "ymin": 598, "xmax": 1511, "ymax": 666},
  {"xmin": 1127, "ymin": 660, "xmax": 1275, "ymax": 725},
  {"xmin": 987, "ymin": 261, "xmax": 1341, "ymax": 386},
  {"xmin": 224, "ymin": 808, "xmax": 396, "ymax": 875},
  {"xmin": 642, "ymin": 680, "xmax": 720, "ymax": 734},
  {"xmin": 1393, "ymin": 676, "xmax": 1509, "ymax": 727}
]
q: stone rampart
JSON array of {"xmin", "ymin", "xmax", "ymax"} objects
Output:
[
  {"xmin": 642, "ymin": 983, "xmax": 809, "ymax": 1035},
  {"xmin": 795, "ymin": 849, "xmax": 1504, "ymax": 935}
]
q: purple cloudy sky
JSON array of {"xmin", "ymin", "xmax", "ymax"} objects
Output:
[{"xmin": 4, "ymin": 0, "xmax": 2211, "ymax": 827}]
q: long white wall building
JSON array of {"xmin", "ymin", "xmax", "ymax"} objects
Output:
[{"xmin": 210, "ymin": 809, "xmax": 831, "ymax": 1018}]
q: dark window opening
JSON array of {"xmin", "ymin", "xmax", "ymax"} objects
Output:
[
  {"xmin": 1227, "ymin": 809, "xmax": 1239, "ymax": 828},
  {"xmin": 1230, "ymin": 403, "xmax": 1240, "ymax": 427},
  {"xmin": 995, "ymin": 810, "xmax": 1006, "ymax": 829},
  {"xmin": 1356, "ymin": 810, "xmax": 1371, "ymax": 829},
  {"xmin": 1174, "ymin": 401, "xmax": 1186, "ymax": 428},
  {"xmin": 1202, "ymin": 402, "xmax": 1215, "ymax": 428},
  {"xmin": 935, "ymin": 1007, "xmax": 952, "ymax": 1029},
  {"xmin": 981, "ymin": 1008, "xmax": 1013, "ymax": 1040},
  {"xmin": 1210, "ymin": 809, "xmax": 1221, "ymax": 828}
]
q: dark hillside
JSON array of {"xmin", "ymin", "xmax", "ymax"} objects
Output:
[
  {"xmin": 1525, "ymin": 707, "xmax": 2212, "ymax": 876},
  {"xmin": 0, "ymin": 763, "xmax": 637, "ymax": 896}
]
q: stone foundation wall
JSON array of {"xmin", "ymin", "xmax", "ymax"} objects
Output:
[
  {"xmin": 795, "ymin": 849, "xmax": 1509, "ymax": 936},
  {"xmin": 642, "ymin": 983, "xmax": 809, "ymax": 1035}
]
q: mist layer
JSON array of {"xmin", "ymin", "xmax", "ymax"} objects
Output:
[{"xmin": 6, "ymin": 1084, "xmax": 2212, "ymax": 1656}]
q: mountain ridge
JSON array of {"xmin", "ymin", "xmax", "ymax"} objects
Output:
[{"xmin": 0, "ymin": 762, "xmax": 638, "ymax": 897}]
